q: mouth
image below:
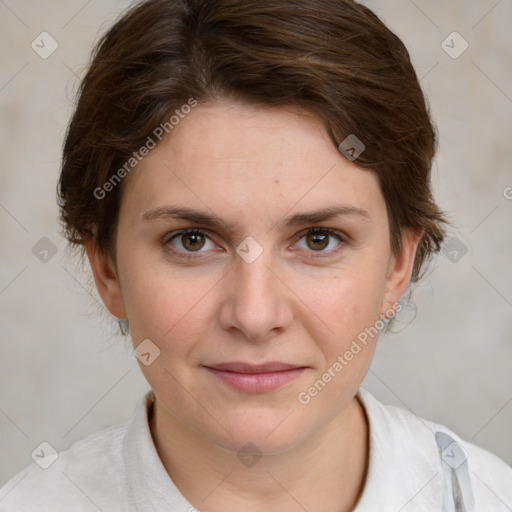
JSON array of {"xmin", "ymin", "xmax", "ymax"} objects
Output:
[{"xmin": 203, "ymin": 361, "xmax": 309, "ymax": 392}]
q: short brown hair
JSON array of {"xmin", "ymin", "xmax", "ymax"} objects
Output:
[{"xmin": 58, "ymin": 0, "xmax": 446, "ymax": 282}]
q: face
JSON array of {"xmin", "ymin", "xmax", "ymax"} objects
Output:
[{"xmin": 87, "ymin": 100, "xmax": 419, "ymax": 455}]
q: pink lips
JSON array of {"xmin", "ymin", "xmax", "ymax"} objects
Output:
[{"xmin": 204, "ymin": 362, "xmax": 307, "ymax": 392}]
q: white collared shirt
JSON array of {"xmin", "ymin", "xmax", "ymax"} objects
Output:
[{"xmin": 1, "ymin": 387, "xmax": 511, "ymax": 511}]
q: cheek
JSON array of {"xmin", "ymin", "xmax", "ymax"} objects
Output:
[
  {"xmin": 120, "ymin": 255, "xmax": 219, "ymax": 346},
  {"xmin": 305, "ymin": 268, "xmax": 386, "ymax": 338}
]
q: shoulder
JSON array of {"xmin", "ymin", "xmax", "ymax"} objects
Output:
[
  {"xmin": 454, "ymin": 436, "xmax": 512, "ymax": 507},
  {"xmin": 0, "ymin": 420, "xmax": 130, "ymax": 512},
  {"xmin": 358, "ymin": 387, "xmax": 512, "ymax": 510}
]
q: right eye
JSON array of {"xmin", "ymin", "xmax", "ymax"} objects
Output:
[{"xmin": 164, "ymin": 228, "xmax": 218, "ymax": 260}]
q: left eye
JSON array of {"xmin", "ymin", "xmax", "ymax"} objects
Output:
[{"xmin": 294, "ymin": 228, "xmax": 344, "ymax": 255}]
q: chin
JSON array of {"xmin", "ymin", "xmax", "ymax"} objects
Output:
[{"xmin": 203, "ymin": 412, "xmax": 310, "ymax": 456}]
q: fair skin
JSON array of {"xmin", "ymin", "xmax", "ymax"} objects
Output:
[{"xmin": 86, "ymin": 100, "xmax": 421, "ymax": 512}]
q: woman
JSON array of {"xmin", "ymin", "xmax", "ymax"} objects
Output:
[{"xmin": 1, "ymin": 0, "xmax": 511, "ymax": 510}]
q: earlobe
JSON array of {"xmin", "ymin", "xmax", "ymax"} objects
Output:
[
  {"xmin": 84, "ymin": 236, "xmax": 127, "ymax": 319},
  {"xmin": 381, "ymin": 229, "xmax": 423, "ymax": 318}
]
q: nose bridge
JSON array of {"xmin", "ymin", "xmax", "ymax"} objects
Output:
[{"xmin": 236, "ymin": 245, "xmax": 275, "ymax": 298}]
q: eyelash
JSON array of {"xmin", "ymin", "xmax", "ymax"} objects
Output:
[{"xmin": 163, "ymin": 227, "xmax": 347, "ymax": 261}]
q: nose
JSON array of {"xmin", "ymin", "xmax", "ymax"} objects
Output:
[{"xmin": 218, "ymin": 244, "xmax": 294, "ymax": 343}]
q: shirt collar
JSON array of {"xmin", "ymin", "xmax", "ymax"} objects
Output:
[
  {"xmin": 354, "ymin": 386, "xmax": 445, "ymax": 510},
  {"xmin": 123, "ymin": 390, "xmax": 195, "ymax": 510}
]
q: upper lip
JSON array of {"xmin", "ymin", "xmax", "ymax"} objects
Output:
[{"xmin": 205, "ymin": 362, "xmax": 306, "ymax": 373}]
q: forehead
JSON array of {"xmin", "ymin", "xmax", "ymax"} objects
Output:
[
  {"xmin": 120, "ymin": 100, "xmax": 384, "ymax": 224},
  {"xmin": 169, "ymin": 100, "xmax": 330, "ymax": 161}
]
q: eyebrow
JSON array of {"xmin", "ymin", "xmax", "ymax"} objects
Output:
[{"xmin": 141, "ymin": 204, "xmax": 370, "ymax": 232}]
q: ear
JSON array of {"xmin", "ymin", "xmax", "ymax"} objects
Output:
[
  {"xmin": 84, "ymin": 235, "xmax": 126, "ymax": 319},
  {"xmin": 380, "ymin": 228, "xmax": 423, "ymax": 318}
]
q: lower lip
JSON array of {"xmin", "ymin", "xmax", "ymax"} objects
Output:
[{"xmin": 205, "ymin": 367, "xmax": 307, "ymax": 392}]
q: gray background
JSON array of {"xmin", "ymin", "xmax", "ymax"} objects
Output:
[{"xmin": 0, "ymin": 0, "xmax": 511, "ymax": 486}]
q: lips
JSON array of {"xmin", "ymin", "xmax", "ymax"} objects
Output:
[
  {"xmin": 207, "ymin": 361, "xmax": 304, "ymax": 373},
  {"xmin": 203, "ymin": 361, "xmax": 308, "ymax": 392}
]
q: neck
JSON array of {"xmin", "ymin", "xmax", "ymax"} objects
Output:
[{"xmin": 149, "ymin": 394, "xmax": 369, "ymax": 512}]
